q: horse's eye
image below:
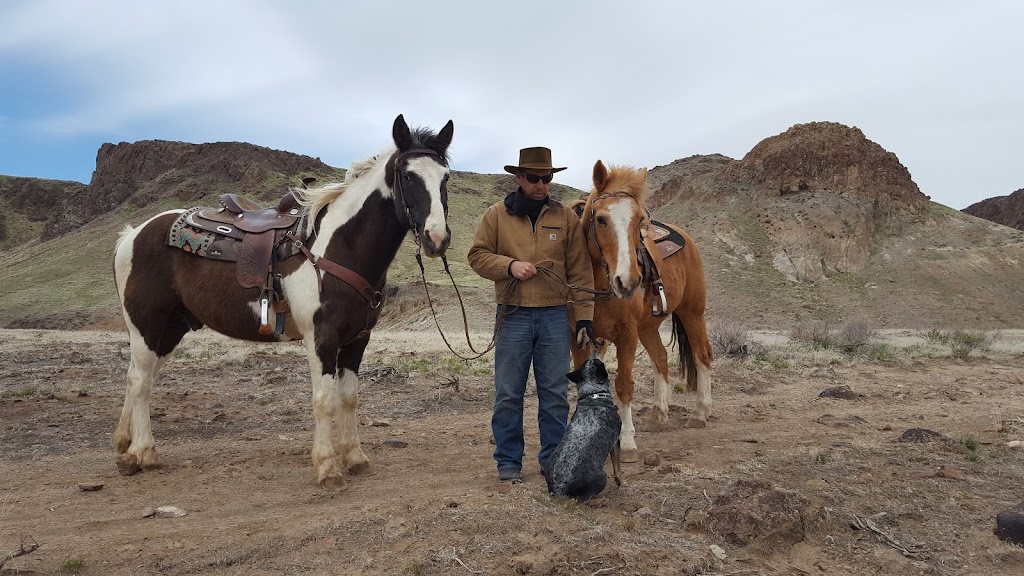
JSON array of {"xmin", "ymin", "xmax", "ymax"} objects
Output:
[
  {"xmin": 402, "ymin": 172, "xmax": 412, "ymax": 181},
  {"xmin": 596, "ymin": 216, "xmax": 607, "ymax": 227}
]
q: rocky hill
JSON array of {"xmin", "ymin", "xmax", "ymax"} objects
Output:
[
  {"xmin": 2, "ymin": 122, "xmax": 1023, "ymax": 331},
  {"xmin": 963, "ymin": 188, "xmax": 1024, "ymax": 231}
]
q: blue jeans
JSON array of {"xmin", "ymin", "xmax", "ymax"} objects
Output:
[{"xmin": 492, "ymin": 305, "xmax": 571, "ymax": 473}]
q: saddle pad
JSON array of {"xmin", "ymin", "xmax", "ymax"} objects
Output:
[
  {"xmin": 168, "ymin": 208, "xmax": 253, "ymax": 263},
  {"xmin": 168, "ymin": 208, "xmax": 217, "ymax": 256},
  {"xmin": 650, "ymin": 220, "xmax": 686, "ymax": 259}
]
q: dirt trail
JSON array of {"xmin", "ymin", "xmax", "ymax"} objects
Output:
[{"xmin": 1, "ymin": 329, "xmax": 1023, "ymax": 575}]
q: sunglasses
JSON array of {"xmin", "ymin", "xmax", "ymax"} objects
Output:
[{"xmin": 521, "ymin": 172, "xmax": 554, "ymax": 184}]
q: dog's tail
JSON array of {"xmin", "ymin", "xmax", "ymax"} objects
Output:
[{"xmin": 671, "ymin": 312, "xmax": 698, "ymax": 392}]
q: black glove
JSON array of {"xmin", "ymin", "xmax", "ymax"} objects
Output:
[{"xmin": 575, "ymin": 320, "xmax": 595, "ymax": 349}]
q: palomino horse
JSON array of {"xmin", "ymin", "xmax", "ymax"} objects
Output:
[
  {"xmin": 112, "ymin": 115, "xmax": 454, "ymax": 489},
  {"xmin": 569, "ymin": 161, "xmax": 712, "ymax": 462}
]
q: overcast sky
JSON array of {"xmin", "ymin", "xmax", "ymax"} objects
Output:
[{"xmin": 1, "ymin": 1, "xmax": 1020, "ymax": 209}]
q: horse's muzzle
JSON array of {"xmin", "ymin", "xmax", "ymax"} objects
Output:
[
  {"xmin": 612, "ymin": 275, "xmax": 639, "ymax": 300},
  {"xmin": 420, "ymin": 228, "xmax": 450, "ymax": 258}
]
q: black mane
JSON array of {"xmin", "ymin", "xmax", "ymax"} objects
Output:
[{"xmin": 410, "ymin": 126, "xmax": 452, "ymax": 165}]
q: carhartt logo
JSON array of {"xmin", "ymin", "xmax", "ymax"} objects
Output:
[{"xmin": 549, "ymin": 233, "xmax": 557, "ymax": 240}]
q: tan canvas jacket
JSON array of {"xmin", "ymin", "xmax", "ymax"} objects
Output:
[{"xmin": 468, "ymin": 194, "xmax": 595, "ymax": 321}]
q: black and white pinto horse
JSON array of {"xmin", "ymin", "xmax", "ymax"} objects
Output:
[{"xmin": 113, "ymin": 115, "xmax": 453, "ymax": 490}]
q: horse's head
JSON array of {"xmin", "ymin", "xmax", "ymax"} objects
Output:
[
  {"xmin": 584, "ymin": 160, "xmax": 649, "ymax": 300},
  {"xmin": 389, "ymin": 114, "xmax": 454, "ymax": 258}
]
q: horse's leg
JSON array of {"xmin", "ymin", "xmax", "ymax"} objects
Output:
[
  {"xmin": 335, "ymin": 338, "xmax": 373, "ymax": 476},
  {"xmin": 638, "ymin": 326, "xmax": 671, "ymax": 428},
  {"xmin": 680, "ymin": 312, "xmax": 714, "ymax": 427},
  {"xmin": 114, "ymin": 319, "xmax": 187, "ymax": 475},
  {"xmin": 305, "ymin": 337, "xmax": 348, "ymax": 490},
  {"xmin": 613, "ymin": 336, "xmax": 641, "ymax": 463}
]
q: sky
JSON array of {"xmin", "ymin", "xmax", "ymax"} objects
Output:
[{"xmin": 1, "ymin": 1, "xmax": 1021, "ymax": 210}]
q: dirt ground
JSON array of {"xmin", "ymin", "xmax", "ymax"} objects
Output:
[{"xmin": 1, "ymin": 328, "xmax": 1024, "ymax": 576}]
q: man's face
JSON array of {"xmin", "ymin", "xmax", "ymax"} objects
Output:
[{"xmin": 516, "ymin": 169, "xmax": 554, "ymax": 201}]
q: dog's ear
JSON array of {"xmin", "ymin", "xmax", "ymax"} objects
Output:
[
  {"xmin": 595, "ymin": 361, "xmax": 609, "ymax": 381},
  {"xmin": 566, "ymin": 368, "xmax": 583, "ymax": 385}
]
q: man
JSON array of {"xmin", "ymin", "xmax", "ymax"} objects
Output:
[{"xmin": 468, "ymin": 146, "xmax": 596, "ymax": 484}]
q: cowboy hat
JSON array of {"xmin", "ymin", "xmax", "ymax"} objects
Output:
[{"xmin": 503, "ymin": 146, "xmax": 567, "ymax": 174}]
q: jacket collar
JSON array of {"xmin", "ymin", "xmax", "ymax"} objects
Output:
[{"xmin": 504, "ymin": 188, "xmax": 564, "ymax": 214}]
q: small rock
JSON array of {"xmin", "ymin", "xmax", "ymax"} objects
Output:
[
  {"xmin": 995, "ymin": 503, "xmax": 1024, "ymax": 545},
  {"xmin": 936, "ymin": 466, "xmax": 966, "ymax": 480},
  {"xmin": 77, "ymin": 482, "xmax": 103, "ymax": 492},
  {"xmin": 899, "ymin": 428, "xmax": 947, "ymax": 443},
  {"xmin": 383, "ymin": 439, "xmax": 409, "ymax": 449},
  {"xmin": 384, "ymin": 516, "xmax": 414, "ymax": 539},
  {"xmin": 657, "ymin": 463, "xmax": 683, "ymax": 474},
  {"xmin": 635, "ymin": 507, "xmax": 653, "ymax": 517},
  {"xmin": 1007, "ymin": 440, "xmax": 1022, "ymax": 449},
  {"xmin": 144, "ymin": 505, "xmax": 187, "ymax": 518},
  {"xmin": 710, "ymin": 544, "xmax": 728, "ymax": 560},
  {"xmin": 643, "ymin": 453, "xmax": 662, "ymax": 467},
  {"xmin": 67, "ymin": 351, "xmax": 90, "ymax": 364},
  {"xmin": 818, "ymin": 386, "xmax": 859, "ymax": 400},
  {"xmin": 816, "ymin": 414, "xmax": 868, "ymax": 427}
]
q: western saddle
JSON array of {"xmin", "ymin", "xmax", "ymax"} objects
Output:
[{"xmin": 168, "ymin": 189, "xmax": 307, "ymax": 335}]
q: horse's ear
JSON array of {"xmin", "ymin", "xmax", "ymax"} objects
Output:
[
  {"xmin": 393, "ymin": 114, "xmax": 413, "ymax": 150},
  {"xmin": 593, "ymin": 160, "xmax": 608, "ymax": 190},
  {"xmin": 433, "ymin": 120, "xmax": 454, "ymax": 152}
]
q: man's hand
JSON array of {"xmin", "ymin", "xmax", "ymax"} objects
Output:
[
  {"xmin": 510, "ymin": 260, "xmax": 538, "ymax": 281},
  {"xmin": 575, "ymin": 320, "xmax": 595, "ymax": 349}
]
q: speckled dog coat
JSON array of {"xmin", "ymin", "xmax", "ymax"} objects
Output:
[{"xmin": 546, "ymin": 355, "xmax": 623, "ymax": 501}]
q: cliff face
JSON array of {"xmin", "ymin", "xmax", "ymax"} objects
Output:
[
  {"xmin": 647, "ymin": 122, "xmax": 934, "ymax": 283},
  {"xmin": 963, "ymin": 188, "xmax": 1024, "ymax": 231},
  {"xmin": 742, "ymin": 121, "xmax": 929, "ymax": 214},
  {"xmin": 40, "ymin": 140, "xmax": 337, "ymax": 240}
]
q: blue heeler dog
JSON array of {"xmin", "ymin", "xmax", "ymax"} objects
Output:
[{"xmin": 546, "ymin": 353, "xmax": 623, "ymax": 501}]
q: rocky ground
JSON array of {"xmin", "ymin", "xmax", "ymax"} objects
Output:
[{"xmin": 1, "ymin": 328, "xmax": 1024, "ymax": 575}]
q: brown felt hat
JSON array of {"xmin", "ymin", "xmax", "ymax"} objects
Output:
[{"xmin": 503, "ymin": 146, "xmax": 567, "ymax": 174}]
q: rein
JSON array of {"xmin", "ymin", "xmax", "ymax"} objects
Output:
[{"xmin": 416, "ymin": 252, "xmax": 497, "ymax": 361}]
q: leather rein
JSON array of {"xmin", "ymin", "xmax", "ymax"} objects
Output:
[{"xmin": 397, "ymin": 149, "xmax": 501, "ymax": 361}]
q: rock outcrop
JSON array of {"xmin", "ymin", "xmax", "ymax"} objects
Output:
[
  {"xmin": 963, "ymin": 188, "xmax": 1024, "ymax": 231},
  {"xmin": 648, "ymin": 122, "xmax": 934, "ymax": 282},
  {"xmin": 41, "ymin": 140, "xmax": 336, "ymax": 239}
]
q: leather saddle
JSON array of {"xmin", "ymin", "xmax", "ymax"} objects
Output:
[
  {"xmin": 639, "ymin": 220, "xmax": 686, "ymax": 317},
  {"xmin": 168, "ymin": 191, "xmax": 308, "ymax": 334}
]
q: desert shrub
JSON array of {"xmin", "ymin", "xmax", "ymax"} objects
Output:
[
  {"xmin": 789, "ymin": 321, "xmax": 836, "ymax": 350},
  {"xmin": 708, "ymin": 320, "xmax": 752, "ymax": 358},
  {"xmin": 863, "ymin": 343, "xmax": 896, "ymax": 362},
  {"xmin": 920, "ymin": 328, "xmax": 948, "ymax": 344},
  {"xmin": 948, "ymin": 329, "xmax": 990, "ymax": 360},
  {"xmin": 835, "ymin": 319, "xmax": 876, "ymax": 350}
]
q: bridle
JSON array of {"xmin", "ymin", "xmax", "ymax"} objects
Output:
[
  {"xmin": 389, "ymin": 147, "xmax": 498, "ymax": 361},
  {"xmin": 391, "ymin": 147, "xmax": 446, "ymax": 243},
  {"xmin": 586, "ymin": 190, "xmax": 649, "ymax": 293}
]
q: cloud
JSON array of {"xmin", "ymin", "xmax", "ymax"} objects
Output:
[{"xmin": 1, "ymin": 0, "xmax": 1022, "ymax": 208}]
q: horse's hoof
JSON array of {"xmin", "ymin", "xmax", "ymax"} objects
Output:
[
  {"xmin": 116, "ymin": 454, "xmax": 141, "ymax": 476},
  {"xmin": 319, "ymin": 474, "xmax": 349, "ymax": 491},
  {"xmin": 684, "ymin": 417, "xmax": 708, "ymax": 428},
  {"xmin": 347, "ymin": 460, "xmax": 376, "ymax": 476},
  {"xmin": 644, "ymin": 418, "xmax": 667, "ymax": 432},
  {"xmin": 620, "ymin": 448, "xmax": 640, "ymax": 463}
]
